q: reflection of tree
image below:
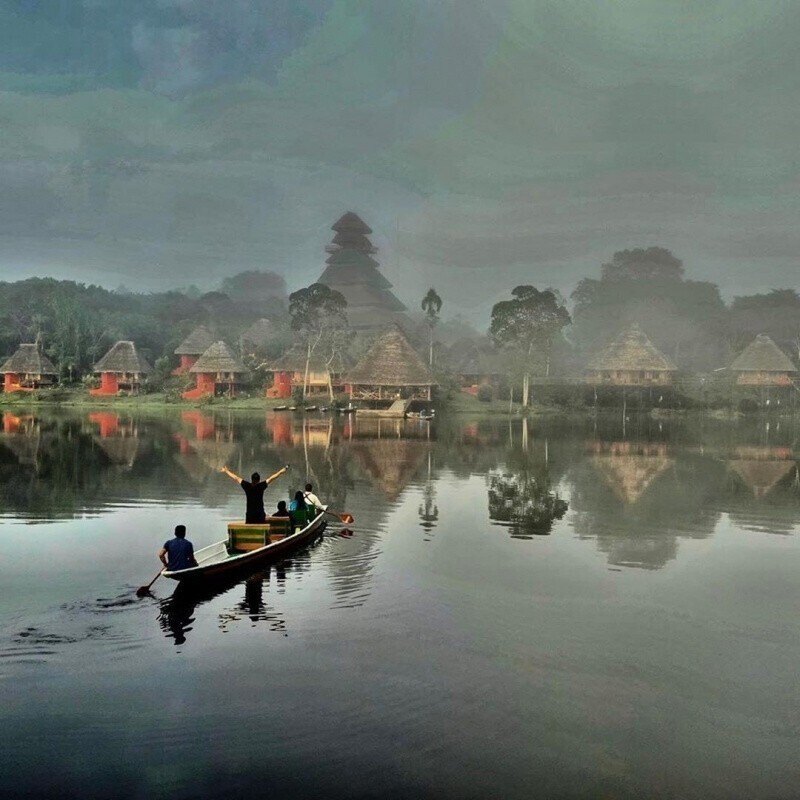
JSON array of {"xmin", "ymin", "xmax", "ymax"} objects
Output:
[
  {"xmin": 418, "ymin": 452, "xmax": 438, "ymax": 533},
  {"xmin": 488, "ymin": 470, "xmax": 568, "ymax": 538}
]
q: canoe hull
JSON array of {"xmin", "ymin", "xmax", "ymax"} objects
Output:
[{"xmin": 162, "ymin": 513, "xmax": 326, "ymax": 585}]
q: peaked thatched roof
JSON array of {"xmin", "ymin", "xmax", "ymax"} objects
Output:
[
  {"xmin": 174, "ymin": 325, "xmax": 215, "ymax": 356},
  {"xmin": 588, "ymin": 323, "xmax": 677, "ymax": 372},
  {"xmin": 1, "ymin": 344, "xmax": 57, "ymax": 375},
  {"xmin": 94, "ymin": 341, "xmax": 152, "ymax": 374},
  {"xmin": 332, "ymin": 211, "xmax": 371, "ymax": 233},
  {"xmin": 240, "ymin": 318, "xmax": 275, "ymax": 348},
  {"xmin": 270, "ymin": 346, "xmax": 327, "ymax": 373},
  {"xmin": 347, "ymin": 326, "xmax": 436, "ymax": 386},
  {"xmin": 729, "ymin": 334, "xmax": 796, "ymax": 373},
  {"xmin": 190, "ymin": 341, "xmax": 248, "ymax": 374}
]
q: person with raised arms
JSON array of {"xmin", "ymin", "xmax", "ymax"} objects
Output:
[{"xmin": 220, "ymin": 464, "xmax": 289, "ymax": 524}]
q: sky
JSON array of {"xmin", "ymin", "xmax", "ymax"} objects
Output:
[{"xmin": 1, "ymin": 0, "xmax": 799, "ymax": 319}]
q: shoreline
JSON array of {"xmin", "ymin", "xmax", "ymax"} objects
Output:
[{"xmin": 0, "ymin": 389, "xmax": 784, "ymax": 421}]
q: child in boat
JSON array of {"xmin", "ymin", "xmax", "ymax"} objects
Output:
[
  {"xmin": 303, "ymin": 483, "xmax": 325, "ymax": 510},
  {"xmin": 274, "ymin": 500, "xmax": 290, "ymax": 518}
]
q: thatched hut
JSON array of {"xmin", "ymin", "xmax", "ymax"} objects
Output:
[
  {"xmin": 183, "ymin": 341, "xmax": 249, "ymax": 399},
  {"xmin": 585, "ymin": 323, "xmax": 677, "ymax": 386},
  {"xmin": 728, "ymin": 334, "xmax": 797, "ymax": 386},
  {"xmin": 1, "ymin": 344, "xmax": 58, "ymax": 392},
  {"xmin": 346, "ymin": 325, "xmax": 437, "ymax": 405},
  {"xmin": 173, "ymin": 326, "xmax": 215, "ymax": 375},
  {"xmin": 265, "ymin": 346, "xmax": 345, "ymax": 399},
  {"xmin": 90, "ymin": 341, "xmax": 152, "ymax": 396}
]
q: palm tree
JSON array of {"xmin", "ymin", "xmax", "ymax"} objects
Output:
[{"xmin": 421, "ymin": 288, "xmax": 442, "ymax": 368}]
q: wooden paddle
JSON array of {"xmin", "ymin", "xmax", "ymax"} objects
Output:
[
  {"xmin": 136, "ymin": 567, "xmax": 164, "ymax": 597},
  {"xmin": 320, "ymin": 509, "xmax": 354, "ymax": 524}
]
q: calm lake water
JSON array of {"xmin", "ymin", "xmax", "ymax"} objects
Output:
[{"xmin": 1, "ymin": 408, "xmax": 799, "ymax": 799}]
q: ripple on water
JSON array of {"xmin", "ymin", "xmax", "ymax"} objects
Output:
[{"xmin": 1, "ymin": 592, "xmax": 154, "ymax": 665}]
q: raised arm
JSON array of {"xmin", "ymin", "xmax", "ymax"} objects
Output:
[
  {"xmin": 220, "ymin": 465, "xmax": 243, "ymax": 484},
  {"xmin": 265, "ymin": 464, "xmax": 290, "ymax": 485}
]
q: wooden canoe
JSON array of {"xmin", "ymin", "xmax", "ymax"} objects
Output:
[{"xmin": 162, "ymin": 510, "xmax": 327, "ymax": 584}]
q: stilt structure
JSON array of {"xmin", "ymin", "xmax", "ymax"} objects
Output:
[
  {"xmin": 183, "ymin": 341, "xmax": 249, "ymax": 400},
  {"xmin": 90, "ymin": 341, "xmax": 152, "ymax": 396},
  {"xmin": 1, "ymin": 344, "xmax": 58, "ymax": 392},
  {"xmin": 346, "ymin": 325, "xmax": 436, "ymax": 410}
]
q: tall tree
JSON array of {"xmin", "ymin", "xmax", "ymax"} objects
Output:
[
  {"xmin": 571, "ymin": 247, "xmax": 726, "ymax": 371},
  {"xmin": 421, "ymin": 287, "xmax": 442, "ymax": 367},
  {"xmin": 490, "ymin": 286, "xmax": 571, "ymax": 406},
  {"xmin": 288, "ymin": 283, "xmax": 349, "ymax": 399}
]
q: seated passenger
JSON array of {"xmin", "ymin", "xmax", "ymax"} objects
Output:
[
  {"xmin": 274, "ymin": 500, "xmax": 290, "ymax": 518},
  {"xmin": 303, "ymin": 483, "xmax": 325, "ymax": 511},
  {"xmin": 289, "ymin": 490, "xmax": 307, "ymax": 526}
]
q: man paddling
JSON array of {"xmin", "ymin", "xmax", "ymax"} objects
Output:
[
  {"xmin": 220, "ymin": 464, "xmax": 289, "ymax": 523},
  {"xmin": 159, "ymin": 525, "xmax": 197, "ymax": 572}
]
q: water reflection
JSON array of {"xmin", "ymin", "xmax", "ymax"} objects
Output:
[
  {"xmin": 487, "ymin": 419, "xmax": 569, "ymax": 538},
  {"xmin": 0, "ymin": 408, "xmax": 797, "ymax": 571},
  {"xmin": 158, "ymin": 562, "xmax": 293, "ymax": 646}
]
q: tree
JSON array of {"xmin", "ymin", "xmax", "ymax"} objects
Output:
[
  {"xmin": 571, "ymin": 248, "xmax": 726, "ymax": 371},
  {"xmin": 490, "ymin": 286, "xmax": 571, "ymax": 406},
  {"xmin": 288, "ymin": 283, "xmax": 349, "ymax": 399},
  {"xmin": 421, "ymin": 287, "xmax": 442, "ymax": 367},
  {"xmin": 219, "ymin": 271, "xmax": 287, "ymax": 305},
  {"xmin": 601, "ymin": 247, "xmax": 684, "ymax": 282}
]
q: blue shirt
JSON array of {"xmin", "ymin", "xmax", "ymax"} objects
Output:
[{"xmin": 163, "ymin": 537, "xmax": 195, "ymax": 571}]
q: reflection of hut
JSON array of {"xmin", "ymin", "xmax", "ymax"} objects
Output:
[
  {"xmin": 346, "ymin": 326, "xmax": 437, "ymax": 406},
  {"xmin": 88, "ymin": 412, "xmax": 139, "ymax": 467},
  {"xmin": 266, "ymin": 347, "xmax": 343, "ymax": 399},
  {"xmin": 1, "ymin": 344, "xmax": 58, "ymax": 392},
  {"xmin": 728, "ymin": 334, "xmax": 797, "ymax": 386},
  {"xmin": 183, "ymin": 341, "xmax": 249, "ymax": 400},
  {"xmin": 173, "ymin": 326, "xmax": 215, "ymax": 375},
  {"xmin": 587, "ymin": 440, "xmax": 673, "ymax": 504},
  {"xmin": 241, "ymin": 319, "xmax": 275, "ymax": 355},
  {"xmin": 0, "ymin": 413, "xmax": 41, "ymax": 466},
  {"xmin": 727, "ymin": 446, "xmax": 797, "ymax": 498},
  {"xmin": 585, "ymin": 323, "xmax": 677, "ymax": 386},
  {"xmin": 91, "ymin": 341, "xmax": 152, "ymax": 396},
  {"xmin": 181, "ymin": 410, "xmax": 216, "ymax": 440},
  {"xmin": 348, "ymin": 439, "xmax": 429, "ymax": 500}
]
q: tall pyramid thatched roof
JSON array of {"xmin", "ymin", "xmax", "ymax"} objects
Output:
[
  {"xmin": 190, "ymin": 341, "xmax": 248, "ymax": 374},
  {"xmin": 347, "ymin": 326, "xmax": 436, "ymax": 386},
  {"xmin": 174, "ymin": 326, "xmax": 215, "ymax": 356},
  {"xmin": 332, "ymin": 211, "xmax": 372, "ymax": 233},
  {"xmin": 1, "ymin": 344, "xmax": 57, "ymax": 375},
  {"xmin": 588, "ymin": 323, "xmax": 677, "ymax": 372},
  {"xmin": 729, "ymin": 334, "xmax": 796, "ymax": 373},
  {"xmin": 94, "ymin": 341, "xmax": 152, "ymax": 374}
]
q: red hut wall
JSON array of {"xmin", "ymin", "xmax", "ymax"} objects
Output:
[
  {"xmin": 90, "ymin": 372, "xmax": 119, "ymax": 396},
  {"xmin": 182, "ymin": 372, "xmax": 216, "ymax": 400},
  {"xmin": 172, "ymin": 354, "xmax": 198, "ymax": 376},
  {"xmin": 266, "ymin": 371, "xmax": 293, "ymax": 399},
  {"xmin": 2, "ymin": 373, "xmax": 25, "ymax": 393}
]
